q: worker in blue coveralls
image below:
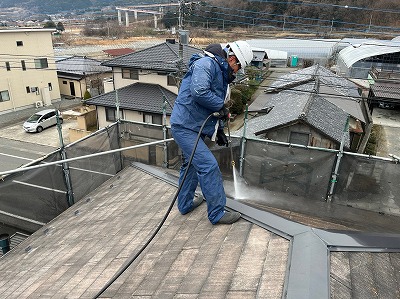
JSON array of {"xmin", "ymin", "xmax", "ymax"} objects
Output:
[{"xmin": 170, "ymin": 40, "xmax": 253, "ymax": 224}]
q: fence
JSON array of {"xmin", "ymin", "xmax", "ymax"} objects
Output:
[{"xmin": 0, "ymin": 119, "xmax": 399, "ymax": 233}]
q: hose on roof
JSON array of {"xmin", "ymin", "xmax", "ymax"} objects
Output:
[{"xmin": 93, "ymin": 112, "xmax": 217, "ymax": 298}]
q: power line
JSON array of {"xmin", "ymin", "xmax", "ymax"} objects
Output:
[{"xmin": 248, "ymin": 0, "xmax": 400, "ymax": 14}]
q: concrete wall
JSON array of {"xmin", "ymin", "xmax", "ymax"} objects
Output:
[{"xmin": 0, "ymin": 29, "xmax": 61, "ymax": 114}]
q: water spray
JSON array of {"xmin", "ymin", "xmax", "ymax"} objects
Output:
[{"xmin": 226, "ymin": 117, "xmax": 235, "ymax": 169}]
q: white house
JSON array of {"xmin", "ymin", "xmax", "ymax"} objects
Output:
[{"xmin": 0, "ymin": 28, "xmax": 61, "ymax": 114}]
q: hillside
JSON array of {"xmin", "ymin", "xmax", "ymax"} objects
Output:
[{"xmin": 0, "ymin": 0, "xmax": 144, "ymax": 15}]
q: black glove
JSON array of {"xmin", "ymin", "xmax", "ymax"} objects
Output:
[
  {"xmin": 216, "ymin": 129, "xmax": 228, "ymax": 147},
  {"xmin": 216, "ymin": 106, "xmax": 230, "ymax": 121}
]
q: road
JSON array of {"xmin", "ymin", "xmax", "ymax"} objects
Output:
[{"xmin": 0, "ymin": 119, "xmax": 75, "ymax": 174}]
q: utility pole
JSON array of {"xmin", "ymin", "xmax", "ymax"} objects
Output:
[{"xmin": 177, "ymin": 0, "xmax": 184, "ymax": 88}]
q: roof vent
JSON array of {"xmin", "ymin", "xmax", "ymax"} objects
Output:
[{"xmin": 166, "ymin": 38, "xmax": 175, "ymax": 44}]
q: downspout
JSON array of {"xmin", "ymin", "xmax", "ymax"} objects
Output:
[{"xmin": 162, "ymin": 97, "xmax": 168, "ymax": 168}]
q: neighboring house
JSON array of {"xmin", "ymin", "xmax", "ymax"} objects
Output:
[
  {"xmin": 85, "ymin": 82, "xmax": 176, "ymax": 128},
  {"xmin": 368, "ymin": 67, "xmax": 400, "ymax": 109},
  {"xmin": 56, "ymin": 56, "xmax": 112, "ymax": 98},
  {"xmin": 101, "ymin": 41, "xmax": 202, "ymax": 93},
  {"xmin": 0, "ymin": 28, "xmax": 61, "ymax": 114},
  {"xmin": 244, "ymin": 64, "xmax": 371, "ymax": 152},
  {"xmin": 240, "ymin": 83, "xmax": 351, "ymax": 150}
]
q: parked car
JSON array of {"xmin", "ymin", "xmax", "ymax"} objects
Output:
[{"xmin": 23, "ymin": 109, "xmax": 63, "ymax": 133}]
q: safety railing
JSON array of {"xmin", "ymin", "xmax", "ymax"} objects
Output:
[{"xmin": 1, "ymin": 119, "xmax": 399, "ymax": 235}]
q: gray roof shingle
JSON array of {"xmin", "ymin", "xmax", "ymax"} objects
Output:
[
  {"xmin": 0, "ymin": 166, "xmax": 289, "ymax": 298},
  {"xmin": 85, "ymin": 82, "xmax": 177, "ymax": 115},
  {"xmin": 102, "ymin": 42, "xmax": 202, "ymax": 71},
  {"xmin": 265, "ymin": 65, "xmax": 365, "ymax": 123},
  {"xmin": 56, "ymin": 56, "xmax": 112, "ymax": 76}
]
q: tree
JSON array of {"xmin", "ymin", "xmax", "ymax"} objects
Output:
[
  {"xmin": 56, "ymin": 22, "xmax": 65, "ymax": 32},
  {"xmin": 162, "ymin": 11, "xmax": 178, "ymax": 29},
  {"xmin": 83, "ymin": 90, "xmax": 92, "ymax": 100},
  {"xmin": 43, "ymin": 20, "xmax": 56, "ymax": 28}
]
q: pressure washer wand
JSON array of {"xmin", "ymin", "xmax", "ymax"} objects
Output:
[
  {"xmin": 227, "ymin": 117, "xmax": 235, "ymax": 168},
  {"xmin": 212, "ymin": 111, "xmax": 235, "ymax": 168}
]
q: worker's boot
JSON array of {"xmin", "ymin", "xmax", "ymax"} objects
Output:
[{"xmin": 217, "ymin": 211, "xmax": 241, "ymax": 224}]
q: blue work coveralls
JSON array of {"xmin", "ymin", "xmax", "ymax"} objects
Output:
[{"xmin": 170, "ymin": 49, "xmax": 230, "ymax": 224}]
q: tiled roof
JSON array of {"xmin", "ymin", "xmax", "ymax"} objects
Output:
[
  {"xmin": 265, "ymin": 64, "xmax": 365, "ymax": 123},
  {"xmin": 85, "ymin": 82, "xmax": 177, "ymax": 115},
  {"xmin": 56, "ymin": 56, "xmax": 112, "ymax": 76},
  {"xmin": 0, "ymin": 166, "xmax": 289, "ymax": 298},
  {"xmin": 1, "ymin": 164, "xmax": 399, "ymax": 298},
  {"xmin": 101, "ymin": 42, "xmax": 202, "ymax": 71},
  {"xmin": 237, "ymin": 82, "xmax": 351, "ymax": 147}
]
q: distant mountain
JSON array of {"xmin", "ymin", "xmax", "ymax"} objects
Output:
[{"xmin": 0, "ymin": 0, "xmax": 150, "ymax": 15}]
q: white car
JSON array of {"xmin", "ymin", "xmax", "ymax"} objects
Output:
[{"xmin": 23, "ymin": 109, "xmax": 63, "ymax": 133}]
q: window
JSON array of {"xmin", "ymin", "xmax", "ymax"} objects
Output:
[
  {"xmin": 21, "ymin": 60, "xmax": 26, "ymax": 71},
  {"xmin": 105, "ymin": 107, "xmax": 117, "ymax": 122},
  {"xmin": 16, "ymin": 41, "xmax": 23, "ymax": 46},
  {"xmin": 167, "ymin": 75, "xmax": 177, "ymax": 86},
  {"xmin": 289, "ymin": 132, "xmax": 310, "ymax": 146},
  {"xmin": 62, "ymin": 81, "xmax": 67, "ymax": 84},
  {"xmin": 143, "ymin": 113, "xmax": 162, "ymax": 125},
  {"xmin": 34, "ymin": 58, "xmax": 48, "ymax": 69},
  {"xmin": 0, "ymin": 90, "xmax": 10, "ymax": 102},
  {"xmin": 5, "ymin": 62, "xmax": 10, "ymax": 71},
  {"xmin": 26, "ymin": 86, "xmax": 31, "ymax": 93},
  {"xmin": 122, "ymin": 68, "xmax": 139, "ymax": 80},
  {"xmin": 48, "ymin": 82, "xmax": 52, "ymax": 91}
]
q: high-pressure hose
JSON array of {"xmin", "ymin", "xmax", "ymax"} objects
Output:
[{"xmin": 93, "ymin": 112, "xmax": 216, "ymax": 298}]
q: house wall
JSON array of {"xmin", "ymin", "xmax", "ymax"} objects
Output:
[
  {"xmin": 0, "ymin": 29, "xmax": 61, "ymax": 114},
  {"xmin": 112, "ymin": 67, "xmax": 178, "ymax": 93},
  {"xmin": 58, "ymin": 78, "xmax": 84, "ymax": 98},
  {"xmin": 59, "ymin": 73, "xmax": 111, "ymax": 98},
  {"xmin": 96, "ymin": 106, "xmax": 171, "ymax": 129},
  {"xmin": 264, "ymin": 122, "xmax": 339, "ymax": 149}
]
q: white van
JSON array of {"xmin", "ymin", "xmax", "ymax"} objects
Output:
[{"xmin": 23, "ymin": 109, "xmax": 63, "ymax": 133}]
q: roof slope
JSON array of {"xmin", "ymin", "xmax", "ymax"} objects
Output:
[
  {"xmin": 238, "ymin": 82, "xmax": 351, "ymax": 147},
  {"xmin": 56, "ymin": 56, "xmax": 112, "ymax": 76},
  {"xmin": 85, "ymin": 82, "xmax": 177, "ymax": 114},
  {"xmin": 265, "ymin": 64, "xmax": 365, "ymax": 123},
  {"xmin": 102, "ymin": 42, "xmax": 201, "ymax": 71},
  {"xmin": 0, "ymin": 166, "xmax": 288, "ymax": 298}
]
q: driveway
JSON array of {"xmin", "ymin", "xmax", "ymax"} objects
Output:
[
  {"xmin": 372, "ymin": 107, "xmax": 400, "ymax": 158},
  {"xmin": 0, "ymin": 119, "xmax": 75, "ymax": 148}
]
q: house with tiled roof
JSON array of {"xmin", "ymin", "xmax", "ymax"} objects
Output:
[
  {"xmin": 244, "ymin": 65, "xmax": 372, "ymax": 152},
  {"xmin": 83, "ymin": 41, "xmax": 202, "ymax": 127},
  {"xmin": 86, "ymin": 82, "xmax": 176, "ymax": 127},
  {"xmin": 56, "ymin": 56, "xmax": 112, "ymax": 98},
  {"xmin": 101, "ymin": 41, "xmax": 202, "ymax": 93}
]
